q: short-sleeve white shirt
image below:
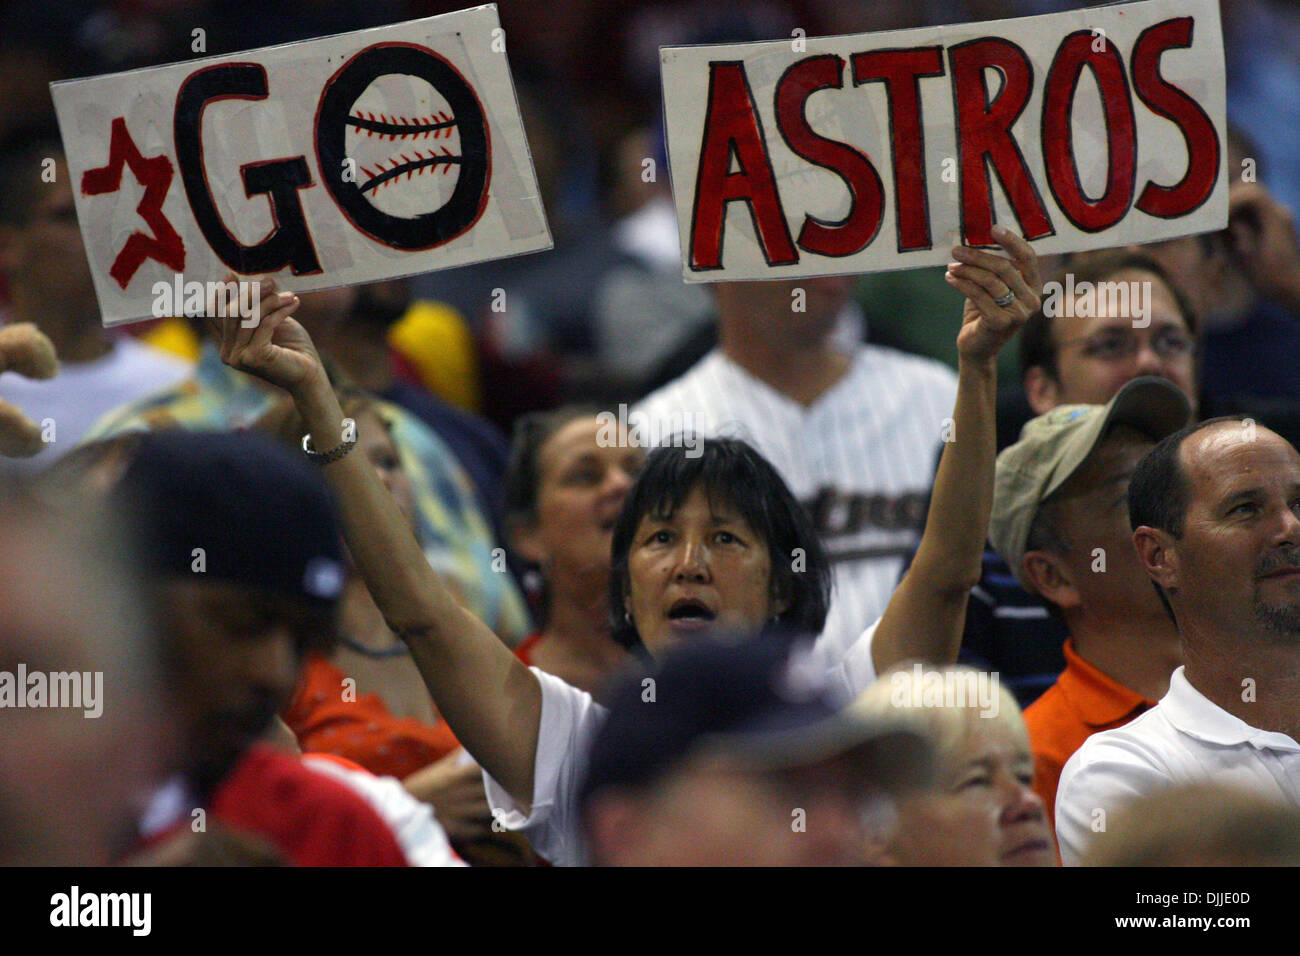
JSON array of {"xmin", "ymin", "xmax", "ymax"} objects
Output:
[
  {"xmin": 1055, "ymin": 666, "xmax": 1300, "ymax": 865},
  {"xmin": 481, "ymin": 668, "xmax": 606, "ymax": 867}
]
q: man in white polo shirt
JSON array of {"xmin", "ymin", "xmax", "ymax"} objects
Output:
[{"xmin": 1055, "ymin": 416, "xmax": 1300, "ymax": 865}]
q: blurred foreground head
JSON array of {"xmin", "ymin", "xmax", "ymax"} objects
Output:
[
  {"xmin": 0, "ymin": 487, "xmax": 165, "ymax": 865},
  {"xmin": 109, "ymin": 430, "xmax": 345, "ymax": 797},
  {"xmin": 1083, "ymin": 782, "xmax": 1300, "ymax": 866},
  {"xmin": 580, "ymin": 635, "xmax": 933, "ymax": 866}
]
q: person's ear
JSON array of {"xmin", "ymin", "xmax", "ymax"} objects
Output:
[
  {"xmin": 1133, "ymin": 526, "xmax": 1179, "ymax": 593},
  {"xmin": 620, "ymin": 583, "xmax": 634, "ymax": 627},
  {"xmin": 1023, "ymin": 366, "xmax": 1061, "ymax": 416},
  {"xmin": 1021, "ymin": 550, "xmax": 1081, "ymax": 611}
]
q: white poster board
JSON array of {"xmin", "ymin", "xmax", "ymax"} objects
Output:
[
  {"xmin": 660, "ymin": 0, "xmax": 1227, "ymax": 281},
  {"xmin": 52, "ymin": 4, "xmax": 551, "ymax": 326}
]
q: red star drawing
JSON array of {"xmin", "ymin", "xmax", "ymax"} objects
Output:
[{"xmin": 81, "ymin": 117, "xmax": 186, "ymax": 289}]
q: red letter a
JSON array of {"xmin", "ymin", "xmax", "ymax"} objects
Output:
[{"xmin": 689, "ymin": 61, "xmax": 797, "ymax": 271}]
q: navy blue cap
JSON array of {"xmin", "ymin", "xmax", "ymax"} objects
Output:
[
  {"xmin": 579, "ymin": 635, "xmax": 933, "ymax": 809},
  {"xmin": 112, "ymin": 429, "xmax": 345, "ymax": 606}
]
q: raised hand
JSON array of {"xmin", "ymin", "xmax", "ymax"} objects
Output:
[
  {"xmin": 945, "ymin": 224, "xmax": 1042, "ymax": 365},
  {"xmin": 209, "ymin": 274, "xmax": 325, "ymax": 398}
]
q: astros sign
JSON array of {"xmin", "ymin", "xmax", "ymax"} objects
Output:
[
  {"xmin": 51, "ymin": 4, "xmax": 550, "ymax": 326},
  {"xmin": 660, "ymin": 0, "xmax": 1227, "ymax": 281}
]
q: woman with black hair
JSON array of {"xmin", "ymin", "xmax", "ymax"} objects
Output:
[
  {"xmin": 606, "ymin": 435, "xmax": 833, "ymax": 655},
  {"xmin": 212, "ymin": 228, "xmax": 1038, "ymax": 864}
]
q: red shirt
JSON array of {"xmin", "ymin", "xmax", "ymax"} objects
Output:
[
  {"xmin": 210, "ymin": 744, "xmax": 409, "ymax": 867},
  {"xmin": 1023, "ymin": 639, "xmax": 1156, "ymax": 830}
]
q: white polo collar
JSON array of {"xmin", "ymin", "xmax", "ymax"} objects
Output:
[{"xmin": 1163, "ymin": 667, "xmax": 1300, "ymax": 753}]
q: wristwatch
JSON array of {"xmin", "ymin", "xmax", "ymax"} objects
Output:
[{"xmin": 302, "ymin": 431, "xmax": 357, "ymax": 465}]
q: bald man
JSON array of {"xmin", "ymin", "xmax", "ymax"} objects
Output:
[{"xmin": 1056, "ymin": 416, "xmax": 1300, "ymax": 864}]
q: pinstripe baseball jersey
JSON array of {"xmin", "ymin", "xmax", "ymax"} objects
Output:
[{"xmin": 634, "ymin": 346, "xmax": 957, "ymax": 663}]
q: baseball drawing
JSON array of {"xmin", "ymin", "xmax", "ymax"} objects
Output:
[{"xmin": 317, "ymin": 42, "xmax": 491, "ymax": 251}]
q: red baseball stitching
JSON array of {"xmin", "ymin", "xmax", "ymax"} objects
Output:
[
  {"xmin": 359, "ymin": 147, "xmax": 460, "ymax": 193},
  {"xmin": 348, "ymin": 110, "xmax": 455, "ymax": 140}
]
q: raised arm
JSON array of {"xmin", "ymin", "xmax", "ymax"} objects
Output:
[
  {"xmin": 213, "ymin": 279, "xmax": 542, "ymax": 806},
  {"xmin": 870, "ymin": 226, "xmax": 1041, "ymax": 674}
]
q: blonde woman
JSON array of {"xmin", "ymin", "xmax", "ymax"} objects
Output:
[{"xmin": 855, "ymin": 664, "xmax": 1056, "ymax": 867}]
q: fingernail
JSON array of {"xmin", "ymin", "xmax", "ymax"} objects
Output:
[
  {"xmin": 279, "ymin": 291, "xmax": 293, "ymax": 301},
  {"xmin": 992, "ymin": 224, "xmax": 1010, "ymax": 238}
]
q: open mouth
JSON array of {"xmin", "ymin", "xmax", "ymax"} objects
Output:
[{"xmin": 667, "ymin": 598, "xmax": 716, "ymax": 626}]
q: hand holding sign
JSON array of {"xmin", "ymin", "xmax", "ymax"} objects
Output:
[
  {"xmin": 209, "ymin": 275, "xmax": 324, "ymax": 400},
  {"xmin": 947, "ymin": 225, "xmax": 1042, "ymax": 366}
]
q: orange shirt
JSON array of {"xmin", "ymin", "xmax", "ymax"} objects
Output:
[
  {"xmin": 1023, "ymin": 639, "xmax": 1156, "ymax": 830},
  {"xmin": 286, "ymin": 636, "xmax": 548, "ymax": 780},
  {"xmin": 283, "ymin": 654, "xmax": 461, "ymax": 780}
]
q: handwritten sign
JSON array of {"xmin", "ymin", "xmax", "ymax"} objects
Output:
[
  {"xmin": 660, "ymin": 0, "xmax": 1226, "ymax": 281},
  {"xmin": 52, "ymin": 4, "xmax": 551, "ymax": 326}
]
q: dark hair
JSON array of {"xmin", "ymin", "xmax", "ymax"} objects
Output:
[
  {"xmin": 0, "ymin": 124, "xmax": 64, "ymax": 226},
  {"xmin": 608, "ymin": 437, "xmax": 831, "ymax": 652},
  {"xmin": 1025, "ymin": 498, "xmax": 1071, "ymax": 558},
  {"xmin": 502, "ymin": 404, "xmax": 604, "ymax": 531},
  {"xmin": 1128, "ymin": 415, "xmax": 1252, "ymax": 620},
  {"xmin": 1128, "ymin": 415, "xmax": 1253, "ymax": 537},
  {"xmin": 502, "ymin": 404, "xmax": 608, "ymax": 623},
  {"xmin": 1019, "ymin": 249, "xmax": 1200, "ymax": 384}
]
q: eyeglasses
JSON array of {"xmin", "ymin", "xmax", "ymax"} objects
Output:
[{"xmin": 1056, "ymin": 326, "xmax": 1195, "ymax": 362}]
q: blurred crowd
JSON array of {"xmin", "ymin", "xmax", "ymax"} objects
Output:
[{"xmin": 3, "ymin": 0, "xmax": 1300, "ymax": 868}]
